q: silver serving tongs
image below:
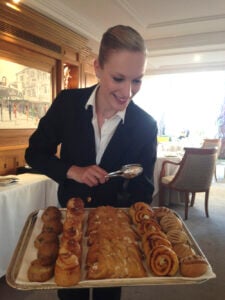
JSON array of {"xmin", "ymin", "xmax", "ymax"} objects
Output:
[{"xmin": 106, "ymin": 164, "xmax": 143, "ymax": 179}]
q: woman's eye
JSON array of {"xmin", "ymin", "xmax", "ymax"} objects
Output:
[
  {"xmin": 113, "ymin": 77, "xmax": 123, "ymax": 82},
  {"xmin": 133, "ymin": 79, "xmax": 142, "ymax": 84}
]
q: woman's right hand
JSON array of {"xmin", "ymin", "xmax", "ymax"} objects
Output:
[{"xmin": 66, "ymin": 165, "xmax": 108, "ymax": 187}]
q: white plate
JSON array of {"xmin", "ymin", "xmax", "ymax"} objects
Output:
[{"xmin": 0, "ymin": 177, "xmax": 19, "ymax": 186}]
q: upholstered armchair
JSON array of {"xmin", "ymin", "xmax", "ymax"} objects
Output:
[{"xmin": 158, "ymin": 147, "xmax": 217, "ymax": 220}]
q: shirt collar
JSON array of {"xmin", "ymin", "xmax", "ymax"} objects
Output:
[{"xmin": 85, "ymin": 85, "xmax": 126, "ymax": 123}]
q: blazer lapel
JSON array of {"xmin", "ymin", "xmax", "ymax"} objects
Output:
[{"xmin": 81, "ymin": 105, "xmax": 96, "ymax": 164}]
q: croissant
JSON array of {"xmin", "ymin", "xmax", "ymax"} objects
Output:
[{"xmin": 148, "ymin": 245, "xmax": 179, "ymax": 276}]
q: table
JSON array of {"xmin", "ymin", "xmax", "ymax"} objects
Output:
[
  {"xmin": 0, "ymin": 173, "xmax": 58, "ymax": 278},
  {"xmin": 152, "ymin": 155, "xmax": 181, "ymax": 205}
]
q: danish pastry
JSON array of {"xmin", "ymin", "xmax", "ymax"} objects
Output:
[{"xmin": 148, "ymin": 245, "xmax": 179, "ymax": 276}]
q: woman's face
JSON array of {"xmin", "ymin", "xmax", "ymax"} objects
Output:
[{"xmin": 94, "ymin": 50, "xmax": 146, "ymax": 114}]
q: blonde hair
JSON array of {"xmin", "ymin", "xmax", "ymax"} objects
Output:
[{"xmin": 98, "ymin": 25, "xmax": 147, "ymax": 68}]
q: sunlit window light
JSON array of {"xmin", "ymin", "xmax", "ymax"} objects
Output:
[
  {"xmin": 193, "ymin": 54, "xmax": 201, "ymax": 62},
  {"xmin": 134, "ymin": 71, "xmax": 225, "ymax": 145},
  {"xmin": 6, "ymin": 2, "xmax": 21, "ymax": 11}
]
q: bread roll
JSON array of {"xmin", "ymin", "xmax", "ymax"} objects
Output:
[
  {"xmin": 27, "ymin": 259, "xmax": 54, "ymax": 282},
  {"xmin": 180, "ymin": 255, "xmax": 208, "ymax": 277},
  {"xmin": 41, "ymin": 206, "xmax": 62, "ymax": 223},
  {"xmin": 37, "ymin": 241, "xmax": 59, "ymax": 266},
  {"xmin": 34, "ymin": 231, "xmax": 59, "ymax": 249}
]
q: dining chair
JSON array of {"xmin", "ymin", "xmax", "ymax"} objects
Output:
[
  {"xmin": 158, "ymin": 147, "xmax": 217, "ymax": 220},
  {"xmin": 202, "ymin": 138, "xmax": 222, "ymax": 181}
]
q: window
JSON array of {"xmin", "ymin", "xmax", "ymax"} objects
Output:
[{"xmin": 134, "ymin": 71, "xmax": 225, "ymax": 143}]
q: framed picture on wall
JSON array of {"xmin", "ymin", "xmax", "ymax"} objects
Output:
[{"xmin": 0, "ymin": 58, "xmax": 52, "ymax": 129}]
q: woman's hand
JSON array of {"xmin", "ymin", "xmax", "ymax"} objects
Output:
[{"xmin": 66, "ymin": 165, "xmax": 108, "ymax": 187}]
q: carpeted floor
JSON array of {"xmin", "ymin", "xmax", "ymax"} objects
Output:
[{"xmin": 0, "ymin": 178, "xmax": 224, "ymax": 300}]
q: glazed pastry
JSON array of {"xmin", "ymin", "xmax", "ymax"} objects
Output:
[
  {"xmin": 62, "ymin": 219, "xmax": 82, "ymax": 241},
  {"xmin": 180, "ymin": 255, "xmax": 208, "ymax": 277},
  {"xmin": 148, "ymin": 245, "xmax": 179, "ymax": 276},
  {"xmin": 54, "ymin": 253, "xmax": 81, "ymax": 286},
  {"xmin": 66, "ymin": 197, "xmax": 84, "ymax": 212},
  {"xmin": 130, "ymin": 202, "xmax": 153, "ymax": 213},
  {"xmin": 86, "ymin": 205, "xmax": 146, "ymax": 279},
  {"xmin": 166, "ymin": 229, "xmax": 188, "ymax": 244},
  {"xmin": 129, "ymin": 202, "xmax": 154, "ymax": 225},
  {"xmin": 160, "ymin": 214, "xmax": 183, "ymax": 233},
  {"xmin": 173, "ymin": 243, "xmax": 195, "ymax": 259},
  {"xmin": 27, "ymin": 259, "xmax": 54, "ymax": 282},
  {"xmin": 59, "ymin": 237, "xmax": 82, "ymax": 259},
  {"xmin": 153, "ymin": 207, "xmax": 173, "ymax": 220},
  {"xmin": 137, "ymin": 218, "xmax": 161, "ymax": 234},
  {"xmin": 142, "ymin": 231, "xmax": 172, "ymax": 257}
]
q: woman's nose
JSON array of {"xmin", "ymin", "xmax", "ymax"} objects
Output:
[{"xmin": 121, "ymin": 82, "xmax": 132, "ymax": 99}]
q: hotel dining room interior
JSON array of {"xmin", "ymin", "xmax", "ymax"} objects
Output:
[{"xmin": 0, "ymin": 0, "xmax": 225, "ymax": 299}]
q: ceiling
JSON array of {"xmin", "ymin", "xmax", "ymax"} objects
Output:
[{"xmin": 21, "ymin": 0, "xmax": 225, "ymax": 74}]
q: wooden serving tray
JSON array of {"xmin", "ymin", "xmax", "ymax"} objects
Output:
[{"xmin": 6, "ymin": 208, "xmax": 216, "ymax": 290}]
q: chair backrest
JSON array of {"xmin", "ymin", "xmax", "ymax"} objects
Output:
[
  {"xmin": 170, "ymin": 147, "xmax": 217, "ymax": 192},
  {"xmin": 202, "ymin": 138, "xmax": 221, "ymax": 158}
]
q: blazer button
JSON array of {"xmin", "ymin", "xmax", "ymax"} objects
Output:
[{"xmin": 87, "ymin": 196, "xmax": 92, "ymax": 203}]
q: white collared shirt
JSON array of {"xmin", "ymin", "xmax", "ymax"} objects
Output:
[{"xmin": 85, "ymin": 86, "xmax": 126, "ymax": 164}]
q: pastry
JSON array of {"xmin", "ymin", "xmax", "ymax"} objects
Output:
[
  {"xmin": 62, "ymin": 219, "xmax": 82, "ymax": 241},
  {"xmin": 153, "ymin": 207, "xmax": 173, "ymax": 220},
  {"xmin": 54, "ymin": 253, "xmax": 81, "ymax": 286},
  {"xmin": 59, "ymin": 237, "xmax": 82, "ymax": 259},
  {"xmin": 148, "ymin": 245, "xmax": 179, "ymax": 276},
  {"xmin": 173, "ymin": 243, "xmax": 195, "ymax": 259},
  {"xmin": 66, "ymin": 197, "xmax": 84, "ymax": 211},
  {"xmin": 129, "ymin": 202, "xmax": 154, "ymax": 225},
  {"xmin": 142, "ymin": 231, "xmax": 172, "ymax": 256},
  {"xmin": 41, "ymin": 206, "xmax": 62, "ymax": 223},
  {"xmin": 180, "ymin": 255, "xmax": 208, "ymax": 277},
  {"xmin": 166, "ymin": 229, "xmax": 188, "ymax": 244},
  {"xmin": 34, "ymin": 231, "xmax": 59, "ymax": 249},
  {"xmin": 27, "ymin": 259, "xmax": 54, "ymax": 282},
  {"xmin": 42, "ymin": 219, "xmax": 63, "ymax": 235},
  {"xmin": 137, "ymin": 218, "xmax": 161, "ymax": 234},
  {"xmin": 37, "ymin": 241, "xmax": 59, "ymax": 266},
  {"xmin": 86, "ymin": 205, "xmax": 146, "ymax": 279},
  {"xmin": 160, "ymin": 214, "xmax": 183, "ymax": 233}
]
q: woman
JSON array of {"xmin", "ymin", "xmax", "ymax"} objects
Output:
[{"xmin": 25, "ymin": 25, "xmax": 157, "ymax": 300}]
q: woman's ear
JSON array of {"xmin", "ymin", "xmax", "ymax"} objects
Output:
[{"xmin": 94, "ymin": 59, "xmax": 101, "ymax": 79}]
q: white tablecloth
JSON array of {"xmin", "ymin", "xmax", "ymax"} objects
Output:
[{"xmin": 0, "ymin": 173, "xmax": 58, "ymax": 277}]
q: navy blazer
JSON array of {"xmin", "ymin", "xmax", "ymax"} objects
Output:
[{"xmin": 25, "ymin": 85, "xmax": 158, "ymax": 208}]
